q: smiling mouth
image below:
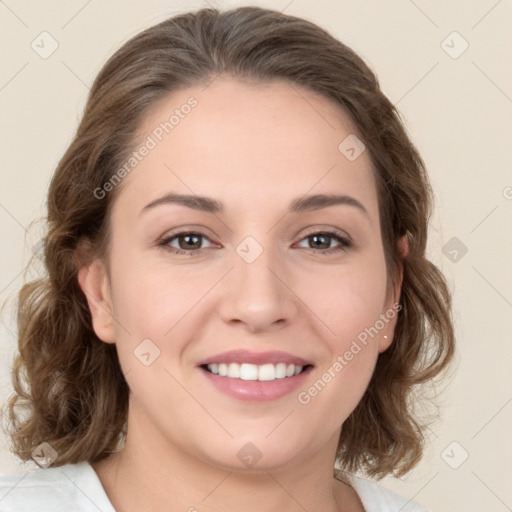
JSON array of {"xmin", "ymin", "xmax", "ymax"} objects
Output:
[{"xmin": 201, "ymin": 362, "xmax": 312, "ymax": 381}]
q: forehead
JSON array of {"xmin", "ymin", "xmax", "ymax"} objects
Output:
[{"xmin": 114, "ymin": 77, "xmax": 378, "ymax": 221}]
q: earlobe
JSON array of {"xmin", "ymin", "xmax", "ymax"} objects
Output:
[
  {"xmin": 77, "ymin": 259, "xmax": 116, "ymax": 344},
  {"xmin": 378, "ymin": 333, "xmax": 393, "ymax": 353}
]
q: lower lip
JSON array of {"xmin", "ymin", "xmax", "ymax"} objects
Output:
[{"xmin": 200, "ymin": 366, "xmax": 313, "ymax": 401}]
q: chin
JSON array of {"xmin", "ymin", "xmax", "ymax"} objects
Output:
[{"xmin": 193, "ymin": 434, "xmax": 312, "ymax": 473}]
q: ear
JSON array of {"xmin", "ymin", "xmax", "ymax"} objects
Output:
[
  {"xmin": 378, "ymin": 234, "xmax": 409, "ymax": 353},
  {"xmin": 77, "ymin": 257, "xmax": 116, "ymax": 344}
]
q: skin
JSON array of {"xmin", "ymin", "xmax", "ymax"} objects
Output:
[{"xmin": 79, "ymin": 77, "xmax": 406, "ymax": 512}]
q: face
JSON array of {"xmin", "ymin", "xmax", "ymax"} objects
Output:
[{"xmin": 79, "ymin": 77, "xmax": 402, "ymax": 472}]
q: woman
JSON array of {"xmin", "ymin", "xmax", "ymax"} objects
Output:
[{"xmin": 0, "ymin": 6, "xmax": 454, "ymax": 511}]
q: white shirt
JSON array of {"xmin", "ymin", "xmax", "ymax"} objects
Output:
[{"xmin": 0, "ymin": 461, "xmax": 433, "ymax": 511}]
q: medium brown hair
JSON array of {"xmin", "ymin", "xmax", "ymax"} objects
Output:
[{"xmin": 2, "ymin": 6, "xmax": 455, "ymax": 479}]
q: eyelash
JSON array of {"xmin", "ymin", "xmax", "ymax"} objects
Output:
[{"xmin": 157, "ymin": 230, "xmax": 352, "ymax": 256}]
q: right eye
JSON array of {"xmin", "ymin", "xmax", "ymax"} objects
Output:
[{"xmin": 158, "ymin": 231, "xmax": 216, "ymax": 255}]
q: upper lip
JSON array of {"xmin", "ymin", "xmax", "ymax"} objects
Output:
[{"xmin": 198, "ymin": 350, "xmax": 313, "ymax": 366}]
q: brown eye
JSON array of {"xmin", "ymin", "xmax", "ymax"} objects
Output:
[
  {"xmin": 296, "ymin": 231, "xmax": 351, "ymax": 255},
  {"xmin": 158, "ymin": 231, "xmax": 214, "ymax": 255}
]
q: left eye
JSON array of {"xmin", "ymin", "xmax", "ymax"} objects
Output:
[
  {"xmin": 158, "ymin": 231, "xmax": 351, "ymax": 256},
  {"xmin": 295, "ymin": 232, "xmax": 351, "ymax": 254}
]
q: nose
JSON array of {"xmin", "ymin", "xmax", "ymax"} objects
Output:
[{"xmin": 218, "ymin": 244, "xmax": 299, "ymax": 334}]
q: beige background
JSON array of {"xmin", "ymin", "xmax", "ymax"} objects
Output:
[{"xmin": 1, "ymin": 1, "xmax": 511, "ymax": 511}]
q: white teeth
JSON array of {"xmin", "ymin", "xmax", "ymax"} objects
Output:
[
  {"xmin": 239, "ymin": 363, "xmax": 258, "ymax": 380},
  {"xmin": 205, "ymin": 362, "xmax": 306, "ymax": 381},
  {"xmin": 228, "ymin": 362, "xmax": 240, "ymax": 378},
  {"xmin": 275, "ymin": 363, "xmax": 287, "ymax": 379},
  {"xmin": 258, "ymin": 363, "xmax": 275, "ymax": 381}
]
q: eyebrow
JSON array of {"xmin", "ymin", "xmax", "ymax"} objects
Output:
[{"xmin": 140, "ymin": 192, "xmax": 369, "ymax": 217}]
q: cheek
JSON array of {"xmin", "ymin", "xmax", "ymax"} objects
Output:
[
  {"xmin": 109, "ymin": 255, "xmax": 211, "ymax": 338},
  {"xmin": 300, "ymin": 253, "xmax": 389, "ymax": 344},
  {"xmin": 108, "ymin": 242, "xmax": 389, "ymax": 347},
  {"xmin": 294, "ymin": 255, "xmax": 388, "ymax": 409}
]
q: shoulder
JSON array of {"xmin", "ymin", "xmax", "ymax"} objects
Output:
[
  {"xmin": 0, "ymin": 461, "xmax": 115, "ymax": 512},
  {"xmin": 336, "ymin": 470, "xmax": 433, "ymax": 512}
]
